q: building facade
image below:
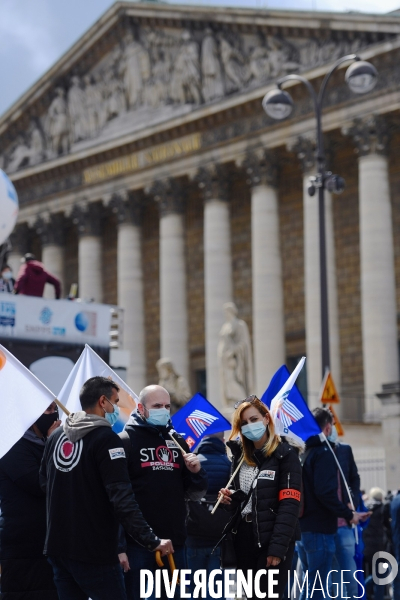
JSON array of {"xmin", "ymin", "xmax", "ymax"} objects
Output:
[{"xmin": 1, "ymin": 2, "xmax": 400, "ymax": 486}]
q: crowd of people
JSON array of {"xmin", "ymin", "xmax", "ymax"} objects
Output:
[
  {"xmin": 0, "ymin": 379, "xmax": 399, "ymax": 600},
  {"xmin": 0, "ymin": 253, "xmax": 61, "ymax": 298}
]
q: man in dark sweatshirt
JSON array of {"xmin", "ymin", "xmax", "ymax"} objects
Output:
[
  {"xmin": 120, "ymin": 384, "xmax": 208, "ymax": 600},
  {"xmin": 297, "ymin": 407, "xmax": 369, "ymax": 600},
  {"xmin": 40, "ymin": 376, "xmax": 172, "ymax": 600},
  {"xmin": 15, "ymin": 253, "xmax": 61, "ymax": 298}
]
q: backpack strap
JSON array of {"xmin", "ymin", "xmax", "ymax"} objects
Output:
[{"xmin": 118, "ymin": 430, "xmax": 131, "ymax": 461}]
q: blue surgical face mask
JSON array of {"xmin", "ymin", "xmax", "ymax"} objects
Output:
[
  {"xmin": 146, "ymin": 407, "xmax": 170, "ymax": 427},
  {"xmin": 327, "ymin": 425, "xmax": 338, "ymax": 443},
  {"xmin": 241, "ymin": 421, "xmax": 266, "ymax": 442},
  {"xmin": 104, "ymin": 400, "xmax": 120, "ymax": 427},
  {"xmin": 2, "ymin": 271, "xmax": 12, "ymax": 280}
]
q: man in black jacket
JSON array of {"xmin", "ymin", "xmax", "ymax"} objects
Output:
[
  {"xmin": 297, "ymin": 408, "xmax": 368, "ymax": 600},
  {"xmin": 40, "ymin": 377, "xmax": 172, "ymax": 600},
  {"xmin": 120, "ymin": 385, "xmax": 208, "ymax": 600}
]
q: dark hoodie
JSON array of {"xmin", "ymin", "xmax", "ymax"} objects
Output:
[
  {"xmin": 40, "ymin": 412, "xmax": 160, "ymax": 564},
  {"xmin": 300, "ymin": 434, "xmax": 354, "ymax": 534},
  {"xmin": 122, "ymin": 413, "xmax": 208, "ymax": 546},
  {"xmin": 15, "ymin": 260, "xmax": 61, "ymax": 298}
]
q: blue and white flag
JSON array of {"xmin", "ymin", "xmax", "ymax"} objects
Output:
[
  {"xmin": 261, "ymin": 358, "xmax": 321, "ymax": 445},
  {"xmin": 171, "ymin": 393, "xmax": 231, "ymax": 450}
]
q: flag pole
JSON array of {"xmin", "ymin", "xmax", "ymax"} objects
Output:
[
  {"xmin": 54, "ymin": 397, "xmax": 70, "ymax": 416},
  {"xmin": 211, "ymin": 455, "xmax": 245, "ymax": 515},
  {"xmin": 321, "ymin": 433, "xmax": 358, "ymax": 543},
  {"xmin": 168, "ymin": 432, "xmax": 187, "ymax": 456}
]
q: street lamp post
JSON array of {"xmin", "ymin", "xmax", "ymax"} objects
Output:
[{"xmin": 262, "ymin": 56, "xmax": 378, "ymax": 379}]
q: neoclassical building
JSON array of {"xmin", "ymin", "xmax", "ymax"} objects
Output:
[{"xmin": 2, "ymin": 2, "xmax": 400, "ymax": 486}]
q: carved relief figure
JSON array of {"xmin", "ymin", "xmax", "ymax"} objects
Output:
[
  {"xmin": 267, "ymin": 36, "xmax": 299, "ymax": 77},
  {"xmin": 249, "ymin": 45, "xmax": 271, "ymax": 82},
  {"xmin": 68, "ymin": 76, "xmax": 87, "ymax": 142},
  {"xmin": 218, "ymin": 302, "xmax": 254, "ymax": 406},
  {"xmin": 156, "ymin": 358, "xmax": 192, "ymax": 414},
  {"xmin": 105, "ymin": 70, "xmax": 125, "ymax": 120},
  {"xmin": 45, "ymin": 88, "xmax": 69, "ymax": 157},
  {"xmin": 219, "ymin": 37, "xmax": 249, "ymax": 93},
  {"xmin": 123, "ymin": 32, "xmax": 151, "ymax": 109},
  {"xmin": 29, "ymin": 122, "xmax": 45, "ymax": 165},
  {"xmin": 201, "ymin": 29, "xmax": 224, "ymax": 103},
  {"xmin": 170, "ymin": 31, "xmax": 202, "ymax": 105},
  {"xmin": 7, "ymin": 135, "xmax": 31, "ymax": 172},
  {"xmin": 147, "ymin": 47, "xmax": 170, "ymax": 108},
  {"xmin": 83, "ymin": 75, "xmax": 103, "ymax": 138}
]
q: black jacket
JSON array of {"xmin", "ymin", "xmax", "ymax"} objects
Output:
[
  {"xmin": 223, "ymin": 438, "xmax": 302, "ymax": 560},
  {"xmin": 335, "ymin": 443, "xmax": 361, "ymax": 506},
  {"xmin": 122, "ymin": 414, "xmax": 208, "ymax": 546},
  {"xmin": 363, "ymin": 499, "xmax": 392, "ymax": 558},
  {"xmin": 0, "ymin": 436, "xmax": 46, "ymax": 559},
  {"xmin": 186, "ymin": 437, "xmax": 232, "ymax": 547},
  {"xmin": 300, "ymin": 434, "xmax": 354, "ymax": 534},
  {"xmin": 40, "ymin": 425, "xmax": 160, "ymax": 564}
]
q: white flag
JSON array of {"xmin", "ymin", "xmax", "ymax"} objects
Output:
[
  {"xmin": 59, "ymin": 344, "xmax": 138, "ymax": 420},
  {"xmin": 0, "ymin": 345, "xmax": 55, "ymax": 459}
]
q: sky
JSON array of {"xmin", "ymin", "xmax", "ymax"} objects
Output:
[{"xmin": 0, "ymin": 0, "xmax": 399, "ymax": 117}]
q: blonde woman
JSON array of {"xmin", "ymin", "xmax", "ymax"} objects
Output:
[{"xmin": 218, "ymin": 395, "xmax": 302, "ymax": 599}]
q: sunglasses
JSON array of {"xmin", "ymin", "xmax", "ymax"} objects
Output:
[{"xmin": 234, "ymin": 395, "xmax": 260, "ymax": 409}]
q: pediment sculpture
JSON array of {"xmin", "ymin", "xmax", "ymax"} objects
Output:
[{"xmin": 2, "ymin": 22, "xmax": 366, "ymax": 172}]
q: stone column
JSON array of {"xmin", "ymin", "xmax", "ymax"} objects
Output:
[
  {"xmin": 36, "ymin": 214, "xmax": 65, "ymax": 299},
  {"xmin": 151, "ymin": 179, "xmax": 189, "ymax": 381},
  {"xmin": 111, "ymin": 192, "xmax": 146, "ymax": 393},
  {"xmin": 344, "ymin": 116, "xmax": 399, "ymax": 420},
  {"xmin": 292, "ymin": 137, "xmax": 341, "ymax": 410},
  {"xmin": 243, "ymin": 149, "xmax": 285, "ymax": 395},
  {"xmin": 8, "ymin": 223, "xmax": 29, "ymax": 278},
  {"xmin": 199, "ymin": 165, "xmax": 233, "ymax": 408},
  {"xmin": 72, "ymin": 203, "xmax": 103, "ymax": 303}
]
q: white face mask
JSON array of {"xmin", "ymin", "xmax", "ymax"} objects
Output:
[
  {"xmin": 2, "ymin": 271, "xmax": 12, "ymax": 280},
  {"xmin": 327, "ymin": 425, "xmax": 338, "ymax": 443}
]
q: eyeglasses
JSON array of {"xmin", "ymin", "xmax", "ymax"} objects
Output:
[{"xmin": 234, "ymin": 395, "xmax": 260, "ymax": 409}]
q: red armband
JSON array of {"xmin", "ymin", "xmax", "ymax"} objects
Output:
[{"xmin": 279, "ymin": 489, "xmax": 301, "ymax": 502}]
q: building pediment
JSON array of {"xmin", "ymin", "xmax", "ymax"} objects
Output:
[{"xmin": 0, "ymin": 1, "xmax": 399, "ymax": 176}]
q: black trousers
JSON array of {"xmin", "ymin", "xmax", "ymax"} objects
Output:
[
  {"xmin": 234, "ymin": 519, "xmax": 296, "ymax": 600},
  {"xmin": 1, "ymin": 556, "xmax": 58, "ymax": 600}
]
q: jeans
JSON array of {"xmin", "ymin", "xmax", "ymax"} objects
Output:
[
  {"xmin": 186, "ymin": 546, "xmax": 222, "ymax": 600},
  {"xmin": 47, "ymin": 555, "xmax": 127, "ymax": 600},
  {"xmin": 332, "ymin": 526, "xmax": 358, "ymax": 598},
  {"xmin": 297, "ymin": 532, "xmax": 336, "ymax": 600},
  {"xmin": 124, "ymin": 543, "xmax": 186, "ymax": 600}
]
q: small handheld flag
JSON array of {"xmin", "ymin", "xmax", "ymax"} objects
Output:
[
  {"xmin": 58, "ymin": 344, "xmax": 137, "ymax": 431},
  {"xmin": 171, "ymin": 393, "xmax": 231, "ymax": 450},
  {"xmin": 0, "ymin": 345, "xmax": 56, "ymax": 459},
  {"xmin": 262, "ymin": 358, "xmax": 321, "ymax": 445}
]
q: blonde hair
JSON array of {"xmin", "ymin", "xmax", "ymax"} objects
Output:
[{"xmin": 229, "ymin": 397, "xmax": 281, "ymax": 466}]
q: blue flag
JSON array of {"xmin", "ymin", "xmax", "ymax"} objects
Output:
[
  {"xmin": 261, "ymin": 364, "xmax": 321, "ymax": 444},
  {"xmin": 171, "ymin": 393, "xmax": 231, "ymax": 450}
]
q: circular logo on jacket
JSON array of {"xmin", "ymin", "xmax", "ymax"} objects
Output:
[
  {"xmin": 53, "ymin": 433, "xmax": 83, "ymax": 472},
  {"xmin": 156, "ymin": 446, "xmax": 172, "ymax": 463}
]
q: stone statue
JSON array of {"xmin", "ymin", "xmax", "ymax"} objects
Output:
[
  {"xmin": 156, "ymin": 357, "xmax": 192, "ymax": 414},
  {"xmin": 201, "ymin": 29, "xmax": 224, "ymax": 103},
  {"xmin": 267, "ymin": 36, "xmax": 299, "ymax": 77},
  {"xmin": 68, "ymin": 76, "xmax": 87, "ymax": 143},
  {"xmin": 219, "ymin": 37, "xmax": 249, "ymax": 93},
  {"xmin": 218, "ymin": 302, "xmax": 254, "ymax": 406},
  {"xmin": 170, "ymin": 31, "xmax": 201, "ymax": 105},
  {"xmin": 46, "ymin": 88, "xmax": 69, "ymax": 157},
  {"xmin": 105, "ymin": 70, "xmax": 125, "ymax": 120}
]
